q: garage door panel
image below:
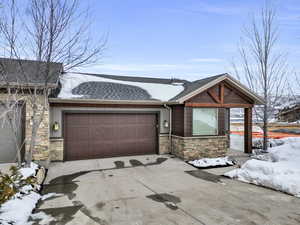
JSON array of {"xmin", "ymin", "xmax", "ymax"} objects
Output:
[
  {"xmin": 66, "ymin": 114, "xmax": 89, "ymax": 126},
  {"xmin": 90, "ymin": 143, "xmax": 114, "ymax": 158},
  {"xmin": 67, "ymin": 127, "xmax": 90, "ymax": 140},
  {"xmin": 117, "ymin": 126, "xmax": 137, "ymax": 139},
  {"xmin": 136, "ymin": 127, "xmax": 155, "ymax": 138},
  {"xmin": 66, "ymin": 142, "xmax": 89, "ymax": 160},
  {"xmin": 90, "ymin": 114, "xmax": 113, "ymax": 125},
  {"xmin": 91, "ymin": 127, "xmax": 115, "ymax": 140},
  {"xmin": 65, "ymin": 113, "xmax": 157, "ymax": 160}
]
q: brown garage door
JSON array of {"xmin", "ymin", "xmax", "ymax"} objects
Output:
[{"xmin": 64, "ymin": 113, "xmax": 157, "ymax": 161}]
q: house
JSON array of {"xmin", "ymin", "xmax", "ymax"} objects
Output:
[
  {"xmin": 0, "ymin": 58, "xmax": 264, "ymax": 163},
  {"xmin": 0, "ymin": 58, "xmax": 63, "ymax": 163},
  {"xmin": 276, "ymin": 104, "xmax": 300, "ymax": 123}
]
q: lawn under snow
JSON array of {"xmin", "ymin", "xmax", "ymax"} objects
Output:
[
  {"xmin": 225, "ymin": 137, "xmax": 300, "ymax": 197},
  {"xmin": 58, "ymin": 72, "xmax": 184, "ymax": 101},
  {"xmin": 189, "ymin": 156, "xmax": 234, "ymax": 168}
]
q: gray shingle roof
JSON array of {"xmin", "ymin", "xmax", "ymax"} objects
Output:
[
  {"xmin": 170, "ymin": 74, "xmax": 226, "ymax": 101},
  {"xmin": 58, "ymin": 72, "xmax": 227, "ymax": 102},
  {"xmin": 72, "ymin": 81, "xmax": 154, "ymax": 100},
  {"xmin": 0, "ymin": 58, "xmax": 63, "ymax": 87}
]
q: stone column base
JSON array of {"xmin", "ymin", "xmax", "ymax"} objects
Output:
[
  {"xmin": 159, "ymin": 134, "xmax": 171, "ymax": 154},
  {"xmin": 171, "ymin": 135, "xmax": 229, "ymax": 161},
  {"xmin": 49, "ymin": 138, "xmax": 64, "ymax": 161}
]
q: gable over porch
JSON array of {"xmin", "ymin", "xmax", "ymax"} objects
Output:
[{"xmin": 170, "ymin": 76, "xmax": 263, "ymax": 161}]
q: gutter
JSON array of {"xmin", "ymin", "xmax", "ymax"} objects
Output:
[
  {"xmin": 48, "ymin": 98, "xmax": 180, "ymax": 105},
  {"xmin": 164, "ymin": 104, "xmax": 172, "ymax": 153}
]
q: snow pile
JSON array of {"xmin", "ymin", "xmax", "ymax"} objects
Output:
[
  {"xmin": 41, "ymin": 192, "xmax": 63, "ymax": 201},
  {"xmin": 225, "ymin": 137, "xmax": 300, "ymax": 197},
  {"xmin": 58, "ymin": 72, "xmax": 184, "ymax": 101},
  {"xmin": 19, "ymin": 162, "xmax": 39, "ymax": 179},
  {"xmin": 0, "ymin": 191, "xmax": 41, "ymax": 225},
  {"xmin": 30, "ymin": 212, "xmax": 56, "ymax": 225},
  {"xmin": 189, "ymin": 156, "xmax": 234, "ymax": 168},
  {"xmin": 252, "ymin": 138, "xmax": 286, "ymax": 149},
  {"xmin": 0, "ymin": 163, "xmax": 55, "ymax": 225},
  {"xmin": 230, "ymin": 134, "xmax": 289, "ymax": 151}
]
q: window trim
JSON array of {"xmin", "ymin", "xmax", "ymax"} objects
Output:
[{"xmin": 192, "ymin": 108, "xmax": 219, "ymax": 136}]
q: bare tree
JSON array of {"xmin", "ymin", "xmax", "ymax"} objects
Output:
[
  {"xmin": 0, "ymin": 0, "xmax": 106, "ymax": 165},
  {"xmin": 232, "ymin": 5, "xmax": 288, "ymax": 151},
  {"xmin": 0, "ymin": 87, "xmax": 25, "ymax": 166}
]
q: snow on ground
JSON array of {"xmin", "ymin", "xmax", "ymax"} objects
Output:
[
  {"xmin": 30, "ymin": 212, "xmax": 56, "ymax": 225},
  {"xmin": 58, "ymin": 72, "xmax": 184, "ymax": 101},
  {"xmin": 0, "ymin": 192, "xmax": 41, "ymax": 225},
  {"xmin": 230, "ymin": 124, "xmax": 263, "ymax": 132},
  {"xmin": 0, "ymin": 163, "xmax": 57, "ymax": 225},
  {"xmin": 225, "ymin": 137, "xmax": 300, "ymax": 197},
  {"xmin": 189, "ymin": 156, "xmax": 234, "ymax": 168},
  {"xmin": 230, "ymin": 133, "xmax": 288, "ymax": 152},
  {"xmin": 41, "ymin": 192, "xmax": 63, "ymax": 201},
  {"xmin": 230, "ymin": 134, "xmax": 244, "ymax": 151},
  {"xmin": 19, "ymin": 162, "xmax": 39, "ymax": 179}
]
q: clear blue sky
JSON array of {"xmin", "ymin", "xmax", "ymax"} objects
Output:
[{"xmin": 79, "ymin": 0, "xmax": 300, "ymax": 81}]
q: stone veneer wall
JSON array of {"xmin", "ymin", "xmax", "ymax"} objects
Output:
[
  {"xmin": 159, "ymin": 135, "xmax": 170, "ymax": 154},
  {"xmin": 171, "ymin": 135, "xmax": 229, "ymax": 161},
  {"xmin": 26, "ymin": 96, "xmax": 50, "ymax": 161},
  {"xmin": 49, "ymin": 138, "xmax": 64, "ymax": 161}
]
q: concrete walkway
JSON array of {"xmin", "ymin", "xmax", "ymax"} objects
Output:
[{"xmin": 35, "ymin": 155, "xmax": 300, "ymax": 225}]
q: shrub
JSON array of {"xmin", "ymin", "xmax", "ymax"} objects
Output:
[{"xmin": 0, "ymin": 166, "xmax": 37, "ymax": 204}]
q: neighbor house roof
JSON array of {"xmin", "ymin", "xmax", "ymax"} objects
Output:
[
  {"xmin": 0, "ymin": 58, "xmax": 63, "ymax": 87},
  {"xmin": 53, "ymin": 72, "xmax": 264, "ymax": 104}
]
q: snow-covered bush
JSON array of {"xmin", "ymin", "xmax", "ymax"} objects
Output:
[
  {"xmin": 0, "ymin": 163, "xmax": 43, "ymax": 225},
  {"xmin": 0, "ymin": 166, "xmax": 37, "ymax": 204}
]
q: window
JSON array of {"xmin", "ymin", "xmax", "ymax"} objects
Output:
[{"xmin": 192, "ymin": 108, "xmax": 218, "ymax": 135}]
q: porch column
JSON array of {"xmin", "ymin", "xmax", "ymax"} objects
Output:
[{"xmin": 244, "ymin": 107, "xmax": 252, "ymax": 154}]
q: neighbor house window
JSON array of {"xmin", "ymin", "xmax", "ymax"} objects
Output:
[{"xmin": 192, "ymin": 108, "xmax": 218, "ymax": 135}]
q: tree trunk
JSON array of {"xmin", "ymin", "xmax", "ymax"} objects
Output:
[{"xmin": 263, "ymin": 104, "xmax": 268, "ymax": 151}]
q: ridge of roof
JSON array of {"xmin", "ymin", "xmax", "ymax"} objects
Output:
[{"xmin": 71, "ymin": 72, "xmax": 189, "ymax": 85}]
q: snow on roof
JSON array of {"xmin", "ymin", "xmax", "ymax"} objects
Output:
[{"xmin": 58, "ymin": 72, "xmax": 185, "ymax": 101}]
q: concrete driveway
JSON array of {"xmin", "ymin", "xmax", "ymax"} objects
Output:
[{"xmin": 35, "ymin": 155, "xmax": 300, "ymax": 225}]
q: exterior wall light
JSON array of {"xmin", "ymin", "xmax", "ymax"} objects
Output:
[
  {"xmin": 52, "ymin": 121, "xmax": 60, "ymax": 132},
  {"xmin": 163, "ymin": 120, "xmax": 169, "ymax": 128}
]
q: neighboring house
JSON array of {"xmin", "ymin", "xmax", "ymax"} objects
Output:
[
  {"xmin": 0, "ymin": 58, "xmax": 264, "ymax": 163},
  {"xmin": 277, "ymin": 104, "xmax": 300, "ymax": 123},
  {"xmin": 0, "ymin": 58, "xmax": 63, "ymax": 163}
]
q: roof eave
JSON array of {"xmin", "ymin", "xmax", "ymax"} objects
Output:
[
  {"xmin": 176, "ymin": 74, "xmax": 265, "ymax": 105},
  {"xmin": 176, "ymin": 74, "xmax": 228, "ymax": 103},
  {"xmin": 49, "ymin": 98, "xmax": 180, "ymax": 105},
  {"xmin": 0, "ymin": 82, "xmax": 58, "ymax": 89}
]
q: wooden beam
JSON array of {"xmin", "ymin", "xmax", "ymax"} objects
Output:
[
  {"xmin": 220, "ymin": 83, "xmax": 224, "ymax": 104},
  {"xmin": 244, "ymin": 107, "xmax": 253, "ymax": 154},
  {"xmin": 223, "ymin": 82, "xmax": 254, "ymax": 104},
  {"xmin": 207, "ymin": 89, "xmax": 221, "ymax": 103},
  {"xmin": 185, "ymin": 103, "xmax": 253, "ymax": 108}
]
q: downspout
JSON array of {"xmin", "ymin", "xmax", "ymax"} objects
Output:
[{"xmin": 164, "ymin": 104, "xmax": 172, "ymax": 153}]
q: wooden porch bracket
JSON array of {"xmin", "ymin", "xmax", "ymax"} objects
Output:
[
  {"xmin": 244, "ymin": 107, "xmax": 253, "ymax": 154},
  {"xmin": 207, "ymin": 89, "xmax": 221, "ymax": 103},
  {"xmin": 220, "ymin": 83, "xmax": 224, "ymax": 104}
]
